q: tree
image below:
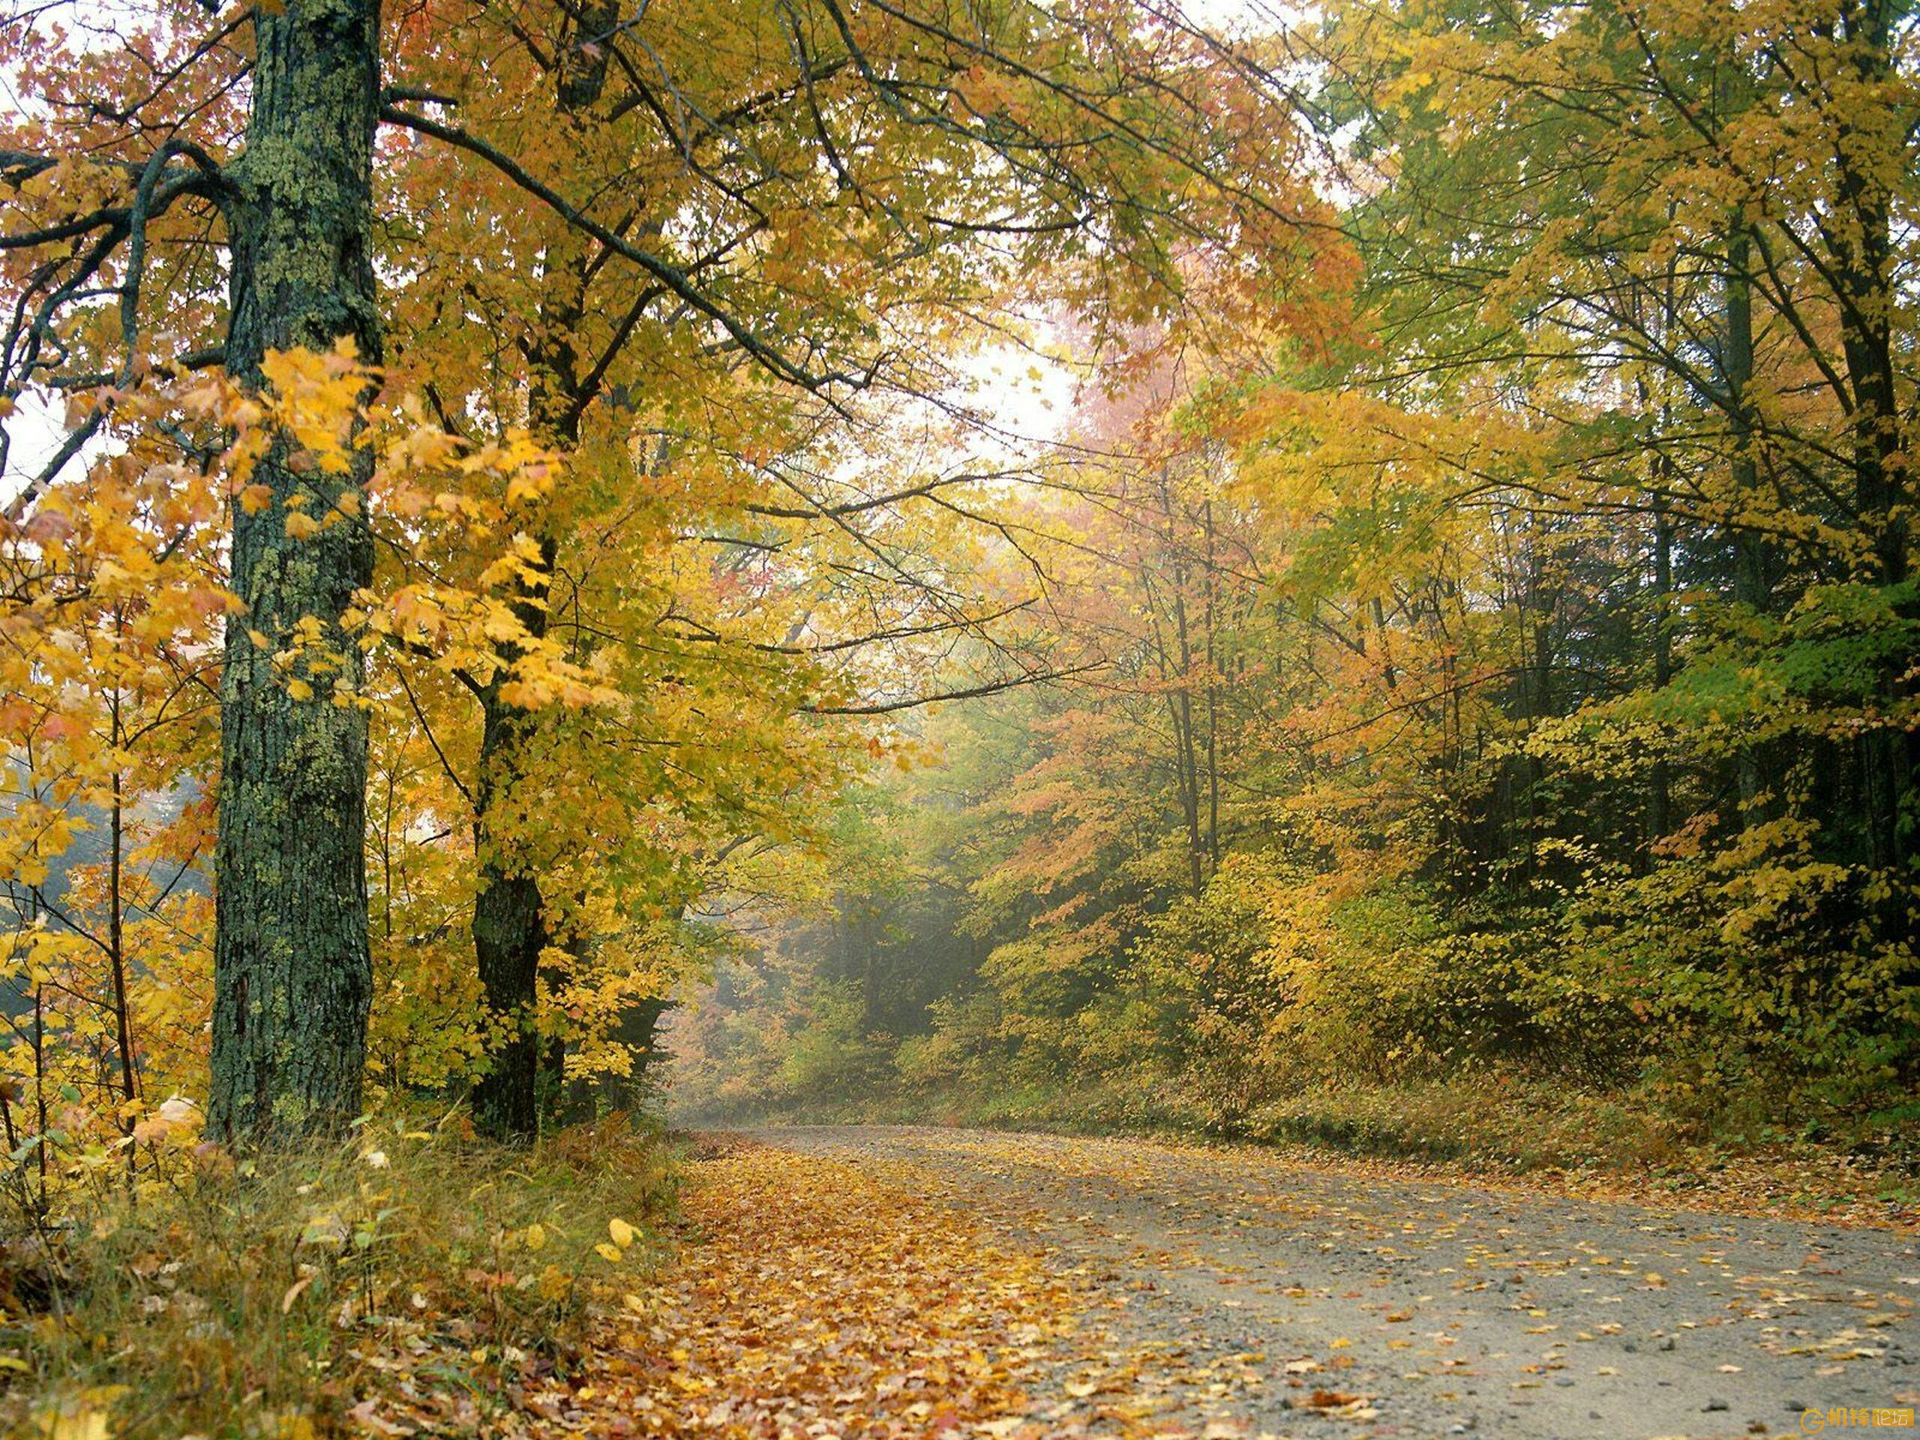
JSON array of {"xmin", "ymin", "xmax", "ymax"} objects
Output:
[
  {"xmin": 669, "ymin": 0, "xmax": 1920, "ymax": 1139},
  {"xmin": 366, "ymin": 0, "xmax": 1336, "ymax": 1136},
  {"xmin": 3, "ymin": 0, "xmax": 1339, "ymax": 1142},
  {"xmin": 1, "ymin": 0, "xmax": 383, "ymax": 1138},
  {"xmin": 208, "ymin": 0, "xmax": 384, "ymax": 1138}
]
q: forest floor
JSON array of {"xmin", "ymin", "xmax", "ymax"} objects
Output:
[{"xmin": 555, "ymin": 1124, "xmax": 1920, "ymax": 1440}]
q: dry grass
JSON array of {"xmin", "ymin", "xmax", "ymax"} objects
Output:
[{"xmin": 0, "ymin": 1112, "xmax": 675, "ymax": 1440}]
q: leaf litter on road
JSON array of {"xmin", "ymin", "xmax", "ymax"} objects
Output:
[{"xmin": 526, "ymin": 1137, "xmax": 1307, "ymax": 1439}]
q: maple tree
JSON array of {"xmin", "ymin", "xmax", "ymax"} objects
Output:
[
  {"xmin": 0, "ymin": 0, "xmax": 1332, "ymax": 1150},
  {"xmin": 677, "ymin": 0, "xmax": 1918, "ymax": 1153},
  {"xmin": 2, "ymin": 0, "xmax": 1918, "ymax": 1435}
]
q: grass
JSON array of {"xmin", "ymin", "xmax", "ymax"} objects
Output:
[
  {"xmin": 0, "ymin": 1111, "xmax": 675, "ymax": 1440},
  {"xmin": 680, "ymin": 1067, "xmax": 1683, "ymax": 1168},
  {"xmin": 677, "ymin": 1067, "xmax": 1920, "ymax": 1226}
]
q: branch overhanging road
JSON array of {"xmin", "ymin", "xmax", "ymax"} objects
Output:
[{"xmin": 742, "ymin": 1124, "xmax": 1920, "ymax": 1440}]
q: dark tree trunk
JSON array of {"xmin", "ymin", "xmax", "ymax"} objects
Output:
[
  {"xmin": 1831, "ymin": 0, "xmax": 1910, "ymax": 878},
  {"xmin": 209, "ymin": 0, "xmax": 382, "ymax": 1140},
  {"xmin": 1648, "ymin": 484, "xmax": 1674, "ymax": 844},
  {"xmin": 470, "ymin": 688, "xmax": 550, "ymax": 1140},
  {"xmin": 598, "ymin": 997, "xmax": 673, "ymax": 1113},
  {"xmin": 467, "ymin": 438, "xmax": 567, "ymax": 1141},
  {"xmin": 1722, "ymin": 226, "xmax": 1776, "ymax": 827},
  {"xmin": 469, "ymin": 0, "xmax": 616, "ymax": 1139}
]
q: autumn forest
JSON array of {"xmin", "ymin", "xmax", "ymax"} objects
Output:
[{"xmin": 1, "ymin": 0, "xmax": 1916, "ymax": 1435}]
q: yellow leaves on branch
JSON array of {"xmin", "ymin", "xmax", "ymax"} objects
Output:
[
  {"xmin": 180, "ymin": 344, "xmax": 604, "ymax": 714},
  {"xmin": 258, "ymin": 343, "xmax": 370, "ymax": 476}
]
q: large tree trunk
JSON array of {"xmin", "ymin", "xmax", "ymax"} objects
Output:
[{"xmin": 208, "ymin": 0, "xmax": 382, "ymax": 1140}]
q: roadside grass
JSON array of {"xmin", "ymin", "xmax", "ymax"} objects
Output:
[
  {"xmin": 677, "ymin": 1072, "xmax": 1920, "ymax": 1227},
  {"xmin": 0, "ymin": 1112, "xmax": 674, "ymax": 1440}
]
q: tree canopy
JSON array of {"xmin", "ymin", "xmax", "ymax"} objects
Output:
[{"xmin": 0, "ymin": 0, "xmax": 1914, "ymax": 1175}]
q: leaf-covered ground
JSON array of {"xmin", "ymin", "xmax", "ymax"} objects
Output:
[
  {"xmin": 518, "ymin": 1135, "xmax": 1288, "ymax": 1439},
  {"xmin": 565, "ymin": 1138, "xmax": 1078, "ymax": 1436},
  {"xmin": 703, "ymin": 1127, "xmax": 1920, "ymax": 1440},
  {"xmin": 476, "ymin": 1124, "xmax": 1920, "ymax": 1438}
]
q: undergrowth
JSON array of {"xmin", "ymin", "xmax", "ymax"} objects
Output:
[
  {"xmin": 0, "ymin": 1111, "xmax": 674, "ymax": 1440},
  {"xmin": 676, "ymin": 1068, "xmax": 1920, "ymax": 1219}
]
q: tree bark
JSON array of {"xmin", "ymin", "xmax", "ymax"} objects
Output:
[
  {"xmin": 1830, "ymin": 0, "xmax": 1910, "ymax": 877},
  {"xmin": 470, "ymin": 690, "xmax": 549, "ymax": 1141},
  {"xmin": 1649, "ymin": 483, "xmax": 1674, "ymax": 844},
  {"xmin": 469, "ymin": 0, "xmax": 616, "ymax": 1139},
  {"xmin": 1722, "ymin": 226, "xmax": 1775, "ymax": 826},
  {"xmin": 208, "ymin": 0, "xmax": 381, "ymax": 1140}
]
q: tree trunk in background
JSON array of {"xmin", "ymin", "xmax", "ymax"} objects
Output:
[
  {"xmin": 1649, "ymin": 484, "xmax": 1674, "ymax": 844},
  {"xmin": 209, "ymin": 0, "xmax": 381, "ymax": 1141},
  {"xmin": 1831, "ymin": 0, "xmax": 1910, "ymax": 879},
  {"xmin": 470, "ymin": 0, "xmax": 618, "ymax": 1139},
  {"xmin": 597, "ymin": 997, "xmax": 673, "ymax": 1113},
  {"xmin": 1722, "ymin": 227, "xmax": 1774, "ymax": 826}
]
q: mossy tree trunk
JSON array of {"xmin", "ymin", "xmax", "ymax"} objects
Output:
[{"xmin": 208, "ymin": 0, "xmax": 382, "ymax": 1141}]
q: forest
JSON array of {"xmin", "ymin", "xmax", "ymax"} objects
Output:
[
  {"xmin": 0, "ymin": 0, "xmax": 1915, "ymax": 1435},
  {"xmin": 677, "ymin": 0, "xmax": 1920, "ymax": 1169}
]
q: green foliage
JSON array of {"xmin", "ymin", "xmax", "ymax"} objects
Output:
[{"xmin": 775, "ymin": 979, "xmax": 893, "ymax": 1100}]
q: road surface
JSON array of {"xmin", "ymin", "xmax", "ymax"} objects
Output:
[{"xmin": 746, "ymin": 1124, "xmax": 1920, "ymax": 1439}]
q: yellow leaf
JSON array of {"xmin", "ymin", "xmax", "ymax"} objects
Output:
[
  {"xmin": 38, "ymin": 1408, "xmax": 110, "ymax": 1440},
  {"xmin": 608, "ymin": 1217, "xmax": 636, "ymax": 1249},
  {"xmin": 524, "ymin": 1223, "xmax": 546, "ymax": 1251},
  {"xmin": 595, "ymin": 1243, "xmax": 622, "ymax": 1264}
]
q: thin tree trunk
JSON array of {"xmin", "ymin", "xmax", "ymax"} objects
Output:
[
  {"xmin": 1723, "ymin": 226, "xmax": 1773, "ymax": 826},
  {"xmin": 1173, "ymin": 587, "xmax": 1204, "ymax": 899},
  {"xmin": 1202, "ymin": 500, "xmax": 1220, "ymax": 866},
  {"xmin": 31, "ymin": 980, "xmax": 46, "ymax": 1210},
  {"xmin": 1649, "ymin": 482, "xmax": 1674, "ymax": 844},
  {"xmin": 107, "ymin": 663, "xmax": 137, "ymax": 1187},
  {"xmin": 208, "ymin": 0, "xmax": 382, "ymax": 1140}
]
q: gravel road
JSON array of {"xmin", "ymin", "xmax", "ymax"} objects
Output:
[{"xmin": 745, "ymin": 1124, "xmax": 1920, "ymax": 1440}]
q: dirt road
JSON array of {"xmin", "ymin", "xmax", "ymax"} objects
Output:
[{"xmin": 746, "ymin": 1124, "xmax": 1920, "ymax": 1439}]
